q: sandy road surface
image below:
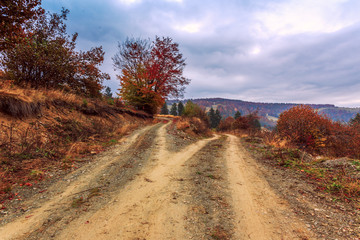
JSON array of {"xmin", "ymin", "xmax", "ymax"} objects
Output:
[
  {"xmin": 0, "ymin": 123, "xmax": 312, "ymax": 239},
  {"xmin": 226, "ymin": 134, "xmax": 311, "ymax": 240}
]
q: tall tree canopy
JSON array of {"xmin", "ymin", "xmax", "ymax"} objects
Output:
[
  {"xmin": 177, "ymin": 101, "xmax": 184, "ymax": 116},
  {"xmin": 350, "ymin": 113, "xmax": 360, "ymax": 126},
  {"xmin": 0, "ymin": 0, "xmax": 43, "ymax": 51},
  {"xmin": 160, "ymin": 102, "xmax": 169, "ymax": 115},
  {"xmin": 170, "ymin": 103, "xmax": 177, "ymax": 116},
  {"xmin": 234, "ymin": 111, "xmax": 241, "ymax": 119},
  {"xmin": 113, "ymin": 36, "xmax": 190, "ymax": 114}
]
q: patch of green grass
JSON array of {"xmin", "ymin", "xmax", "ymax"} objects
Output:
[
  {"xmin": 2, "ymin": 186, "xmax": 12, "ymax": 193},
  {"xmin": 29, "ymin": 169, "xmax": 44, "ymax": 179},
  {"xmin": 71, "ymin": 197, "xmax": 85, "ymax": 208},
  {"xmin": 207, "ymin": 174, "xmax": 215, "ymax": 179}
]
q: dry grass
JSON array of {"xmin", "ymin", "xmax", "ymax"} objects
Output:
[
  {"xmin": 155, "ymin": 114, "xmax": 181, "ymax": 119},
  {"xmin": 176, "ymin": 119, "xmax": 191, "ymax": 131},
  {"xmin": 262, "ymin": 131, "xmax": 291, "ymax": 149},
  {"xmin": 175, "ymin": 117, "xmax": 212, "ymax": 137},
  {"xmin": 43, "ymin": 89, "xmax": 81, "ymax": 106},
  {"xmin": 0, "ymin": 85, "xmax": 152, "ymax": 201},
  {"xmin": 114, "ymin": 122, "xmax": 139, "ymax": 136}
]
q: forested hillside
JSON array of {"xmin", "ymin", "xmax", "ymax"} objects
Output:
[{"xmin": 168, "ymin": 98, "xmax": 360, "ymax": 127}]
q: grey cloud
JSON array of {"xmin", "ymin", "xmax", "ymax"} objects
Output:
[{"xmin": 41, "ymin": 0, "xmax": 360, "ymax": 106}]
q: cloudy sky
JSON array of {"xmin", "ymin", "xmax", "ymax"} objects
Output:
[{"xmin": 42, "ymin": 0, "xmax": 360, "ymax": 107}]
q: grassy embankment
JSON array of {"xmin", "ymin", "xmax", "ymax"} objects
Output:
[{"xmin": 0, "ymin": 82, "xmax": 152, "ymax": 203}]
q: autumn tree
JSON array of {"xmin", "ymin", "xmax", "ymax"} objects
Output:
[
  {"xmin": 160, "ymin": 102, "xmax": 169, "ymax": 115},
  {"xmin": 1, "ymin": 8, "xmax": 109, "ymax": 97},
  {"xmin": 0, "ymin": 0, "xmax": 43, "ymax": 51},
  {"xmin": 113, "ymin": 36, "xmax": 190, "ymax": 114},
  {"xmin": 183, "ymin": 100, "xmax": 209, "ymax": 126},
  {"xmin": 170, "ymin": 103, "xmax": 178, "ymax": 116},
  {"xmin": 177, "ymin": 101, "xmax": 184, "ymax": 116}
]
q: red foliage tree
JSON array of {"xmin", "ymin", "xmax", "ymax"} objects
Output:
[{"xmin": 113, "ymin": 37, "xmax": 190, "ymax": 114}]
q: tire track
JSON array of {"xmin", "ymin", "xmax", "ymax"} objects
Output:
[{"xmin": 225, "ymin": 134, "xmax": 312, "ymax": 240}]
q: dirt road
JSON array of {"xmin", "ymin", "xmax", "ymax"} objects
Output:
[{"xmin": 0, "ymin": 122, "xmax": 312, "ymax": 239}]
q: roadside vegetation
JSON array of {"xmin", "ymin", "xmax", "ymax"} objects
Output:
[{"xmin": 242, "ymin": 105, "xmax": 360, "ymax": 203}]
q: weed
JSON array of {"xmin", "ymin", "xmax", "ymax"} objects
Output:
[
  {"xmin": 71, "ymin": 197, "xmax": 85, "ymax": 208},
  {"xmin": 88, "ymin": 187, "xmax": 101, "ymax": 199},
  {"xmin": 352, "ymin": 160, "xmax": 360, "ymax": 166},
  {"xmin": 103, "ymin": 139, "xmax": 117, "ymax": 146},
  {"xmin": 82, "ymin": 99, "xmax": 88, "ymax": 107},
  {"xmin": 29, "ymin": 170, "xmax": 44, "ymax": 179},
  {"xmin": 327, "ymin": 182, "xmax": 343, "ymax": 191},
  {"xmin": 2, "ymin": 186, "xmax": 12, "ymax": 194},
  {"xmin": 207, "ymin": 174, "xmax": 215, "ymax": 179},
  {"xmin": 107, "ymin": 98, "xmax": 114, "ymax": 105},
  {"xmin": 210, "ymin": 226, "xmax": 229, "ymax": 240}
]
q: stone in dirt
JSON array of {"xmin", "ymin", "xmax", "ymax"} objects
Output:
[{"xmin": 320, "ymin": 157, "xmax": 354, "ymax": 168}]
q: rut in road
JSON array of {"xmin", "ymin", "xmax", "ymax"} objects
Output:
[{"xmin": 226, "ymin": 134, "xmax": 312, "ymax": 240}]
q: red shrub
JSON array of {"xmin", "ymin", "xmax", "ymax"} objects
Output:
[
  {"xmin": 218, "ymin": 116, "xmax": 235, "ymax": 131},
  {"xmin": 277, "ymin": 105, "xmax": 332, "ymax": 152},
  {"xmin": 277, "ymin": 105, "xmax": 360, "ymax": 157}
]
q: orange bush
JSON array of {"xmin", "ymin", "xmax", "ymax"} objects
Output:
[
  {"xmin": 232, "ymin": 113, "xmax": 261, "ymax": 133},
  {"xmin": 277, "ymin": 105, "xmax": 332, "ymax": 152},
  {"xmin": 176, "ymin": 119, "xmax": 191, "ymax": 131},
  {"xmin": 218, "ymin": 116, "xmax": 235, "ymax": 131},
  {"xmin": 277, "ymin": 105, "xmax": 360, "ymax": 157}
]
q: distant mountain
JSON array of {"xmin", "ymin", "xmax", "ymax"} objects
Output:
[{"xmin": 168, "ymin": 98, "xmax": 360, "ymax": 128}]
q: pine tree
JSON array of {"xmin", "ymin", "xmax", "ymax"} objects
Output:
[
  {"xmin": 104, "ymin": 86, "xmax": 112, "ymax": 98},
  {"xmin": 160, "ymin": 102, "xmax": 169, "ymax": 114},
  {"xmin": 214, "ymin": 109, "xmax": 222, "ymax": 128},
  {"xmin": 208, "ymin": 107, "xmax": 216, "ymax": 128},
  {"xmin": 177, "ymin": 101, "xmax": 184, "ymax": 116},
  {"xmin": 234, "ymin": 111, "xmax": 241, "ymax": 119},
  {"xmin": 170, "ymin": 103, "xmax": 178, "ymax": 116},
  {"xmin": 350, "ymin": 113, "xmax": 360, "ymax": 126}
]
